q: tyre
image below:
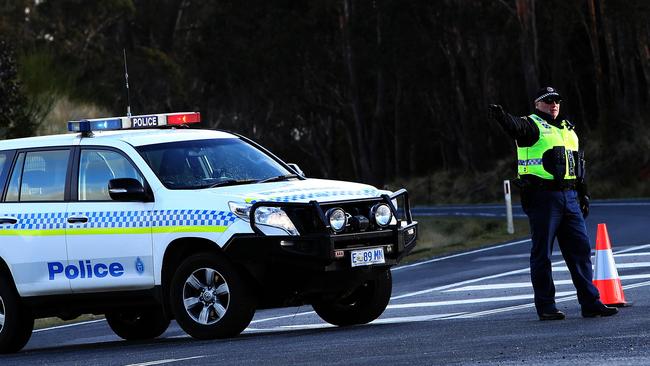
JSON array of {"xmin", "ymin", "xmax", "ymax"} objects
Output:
[
  {"xmin": 0, "ymin": 279, "xmax": 34, "ymax": 354},
  {"xmin": 106, "ymin": 307, "xmax": 170, "ymax": 340},
  {"xmin": 313, "ymin": 269, "xmax": 392, "ymax": 326},
  {"xmin": 169, "ymin": 253, "xmax": 255, "ymax": 339}
]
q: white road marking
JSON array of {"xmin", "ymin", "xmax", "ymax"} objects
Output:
[
  {"xmin": 614, "ymin": 252, "xmax": 650, "ymax": 257},
  {"xmin": 612, "ymin": 243, "xmax": 650, "ymax": 254},
  {"xmin": 124, "ymin": 356, "xmax": 206, "ymax": 366},
  {"xmin": 474, "ymin": 253, "xmax": 536, "ymax": 261},
  {"xmin": 389, "ymin": 292, "xmax": 575, "ymax": 309},
  {"xmin": 250, "ymin": 310, "xmax": 315, "ymax": 324},
  {"xmin": 391, "ymin": 266, "xmax": 531, "ymax": 300},
  {"xmin": 370, "ymin": 313, "xmax": 466, "ymax": 323},
  {"xmin": 275, "ymin": 323, "xmax": 333, "ymax": 330},
  {"xmin": 444, "ymin": 281, "xmax": 569, "ymax": 292},
  {"xmin": 475, "ymin": 251, "xmax": 650, "ymax": 262},
  {"xmin": 393, "ymin": 238, "xmax": 531, "ymax": 272},
  {"xmin": 552, "ymin": 262, "xmax": 650, "ymax": 272},
  {"xmin": 444, "ymin": 274, "xmax": 650, "ymax": 292},
  {"xmin": 449, "ymin": 279, "xmax": 650, "ymax": 319},
  {"xmin": 245, "ymin": 313, "xmax": 467, "ymax": 332}
]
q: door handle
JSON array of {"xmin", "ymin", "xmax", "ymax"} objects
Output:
[
  {"xmin": 67, "ymin": 216, "xmax": 89, "ymax": 224},
  {"xmin": 0, "ymin": 217, "xmax": 17, "ymax": 225}
]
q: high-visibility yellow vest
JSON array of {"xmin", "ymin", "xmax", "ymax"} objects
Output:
[{"xmin": 516, "ymin": 114, "xmax": 579, "ymax": 180}]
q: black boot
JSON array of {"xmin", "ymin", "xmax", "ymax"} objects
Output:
[
  {"xmin": 581, "ymin": 301, "xmax": 618, "ymax": 318},
  {"xmin": 538, "ymin": 309, "xmax": 565, "ymax": 321}
]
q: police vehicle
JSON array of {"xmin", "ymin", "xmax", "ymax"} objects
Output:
[{"xmin": 0, "ymin": 112, "xmax": 417, "ymax": 353}]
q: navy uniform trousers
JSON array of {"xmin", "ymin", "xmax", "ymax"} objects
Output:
[{"xmin": 524, "ymin": 189, "xmax": 600, "ymax": 312}]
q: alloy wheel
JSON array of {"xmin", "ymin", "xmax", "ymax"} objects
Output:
[{"xmin": 182, "ymin": 268, "xmax": 230, "ymax": 325}]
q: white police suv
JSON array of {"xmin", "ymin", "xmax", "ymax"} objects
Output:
[{"xmin": 0, "ymin": 112, "xmax": 417, "ymax": 353}]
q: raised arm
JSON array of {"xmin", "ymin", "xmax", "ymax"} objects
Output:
[{"xmin": 488, "ymin": 104, "xmax": 538, "ymax": 146}]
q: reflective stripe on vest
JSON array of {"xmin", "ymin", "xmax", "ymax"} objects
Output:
[{"xmin": 516, "ymin": 114, "xmax": 579, "ymax": 180}]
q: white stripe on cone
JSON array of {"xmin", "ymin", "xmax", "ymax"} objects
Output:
[{"xmin": 593, "ymin": 249, "xmax": 620, "ymax": 280}]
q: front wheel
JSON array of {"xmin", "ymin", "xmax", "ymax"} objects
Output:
[
  {"xmin": 106, "ymin": 307, "xmax": 170, "ymax": 340},
  {"xmin": 0, "ymin": 280, "xmax": 34, "ymax": 353},
  {"xmin": 313, "ymin": 270, "xmax": 392, "ymax": 326},
  {"xmin": 169, "ymin": 253, "xmax": 255, "ymax": 339}
]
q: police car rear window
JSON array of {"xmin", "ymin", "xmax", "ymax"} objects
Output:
[
  {"xmin": 5, "ymin": 150, "xmax": 69, "ymax": 202},
  {"xmin": 136, "ymin": 138, "xmax": 291, "ymax": 189},
  {"xmin": 0, "ymin": 151, "xmax": 12, "ymax": 194}
]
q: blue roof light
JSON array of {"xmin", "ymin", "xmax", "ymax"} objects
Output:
[
  {"xmin": 68, "ymin": 118, "xmax": 122, "ymax": 133},
  {"xmin": 90, "ymin": 118, "xmax": 122, "ymax": 130},
  {"xmin": 68, "ymin": 120, "xmax": 90, "ymax": 132}
]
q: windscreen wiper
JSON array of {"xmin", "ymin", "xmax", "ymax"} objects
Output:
[
  {"xmin": 257, "ymin": 174, "xmax": 299, "ymax": 183},
  {"xmin": 207, "ymin": 179, "xmax": 259, "ymax": 188}
]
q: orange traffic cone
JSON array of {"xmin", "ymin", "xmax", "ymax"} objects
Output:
[{"xmin": 592, "ymin": 223, "xmax": 628, "ymax": 307}]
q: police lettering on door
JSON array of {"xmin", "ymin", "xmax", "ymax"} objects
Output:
[
  {"xmin": 48, "ymin": 260, "xmax": 124, "ymax": 280},
  {"xmin": 131, "ymin": 115, "xmax": 159, "ymax": 128}
]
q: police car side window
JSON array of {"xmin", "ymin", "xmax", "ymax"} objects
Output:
[
  {"xmin": 10, "ymin": 150, "xmax": 69, "ymax": 202},
  {"xmin": 78, "ymin": 149, "xmax": 144, "ymax": 201}
]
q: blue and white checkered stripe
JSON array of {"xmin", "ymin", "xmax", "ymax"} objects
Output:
[
  {"xmin": 1, "ymin": 210, "xmax": 238, "ymax": 230},
  {"xmin": 150, "ymin": 210, "xmax": 237, "ymax": 227},
  {"xmin": 251, "ymin": 189, "xmax": 379, "ymax": 203},
  {"xmin": 0, "ymin": 212, "xmax": 66, "ymax": 230},
  {"xmin": 518, "ymin": 159, "xmax": 543, "ymax": 166},
  {"xmin": 68, "ymin": 210, "xmax": 152, "ymax": 228}
]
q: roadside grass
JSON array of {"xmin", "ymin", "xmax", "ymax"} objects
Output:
[
  {"xmin": 33, "ymin": 216, "xmax": 529, "ymax": 330},
  {"xmin": 403, "ymin": 216, "xmax": 530, "ymax": 263},
  {"xmin": 34, "ymin": 314, "xmax": 105, "ymax": 330}
]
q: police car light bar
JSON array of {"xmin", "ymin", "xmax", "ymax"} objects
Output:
[{"xmin": 67, "ymin": 112, "xmax": 201, "ymax": 133}]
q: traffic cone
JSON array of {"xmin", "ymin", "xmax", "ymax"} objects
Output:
[{"xmin": 592, "ymin": 223, "xmax": 628, "ymax": 307}]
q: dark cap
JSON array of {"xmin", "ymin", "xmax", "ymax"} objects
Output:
[{"xmin": 534, "ymin": 86, "xmax": 562, "ymax": 103}]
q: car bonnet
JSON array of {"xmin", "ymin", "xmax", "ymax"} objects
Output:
[{"xmin": 206, "ymin": 178, "xmax": 382, "ymax": 204}]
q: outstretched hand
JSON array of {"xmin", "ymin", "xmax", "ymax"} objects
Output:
[{"xmin": 488, "ymin": 104, "xmax": 505, "ymax": 121}]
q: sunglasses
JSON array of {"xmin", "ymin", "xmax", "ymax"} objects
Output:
[{"xmin": 542, "ymin": 98, "xmax": 561, "ymax": 105}]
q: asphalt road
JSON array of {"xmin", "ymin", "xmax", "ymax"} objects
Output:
[{"xmin": 2, "ymin": 199, "xmax": 649, "ymax": 365}]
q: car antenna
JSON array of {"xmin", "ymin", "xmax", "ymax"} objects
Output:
[{"xmin": 123, "ymin": 49, "xmax": 132, "ymax": 117}]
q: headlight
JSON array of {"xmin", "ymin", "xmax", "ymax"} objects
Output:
[
  {"xmin": 254, "ymin": 207, "xmax": 299, "ymax": 235},
  {"xmin": 326, "ymin": 208, "xmax": 347, "ymax": 233},
  {"xmin": 229, "ymin": 202, "xmax": 252, "ymax": 219},
  {"xmin": 229, "ymin": 202, "xmax": 299, "ymax": 235},
  {"xmin": 371, "ymin": 203, "xmax": 392, "ymax": 227}
]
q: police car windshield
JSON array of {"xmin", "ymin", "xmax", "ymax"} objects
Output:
[{"xmin": 136, "ymin": 138, "xmax": 294, "ymax": 189}]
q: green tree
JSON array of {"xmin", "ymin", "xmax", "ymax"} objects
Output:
[{"xmin": 0, "ymin": 39, "xmax": 34, "ymax": 138}]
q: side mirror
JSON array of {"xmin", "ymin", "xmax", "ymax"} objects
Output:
[
  {"xmin": 108, "ymin": 178, "xmax": 150, "ymax": 202},
  {"xmin": 287, "ymin": 163, "xmax": 305, "ymax": 177}
]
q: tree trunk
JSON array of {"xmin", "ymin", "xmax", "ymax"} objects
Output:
[
  {"xmin": 637, "ymin": 23, "xmax": 650, "ymax": 106},
  {"xmin": 515, "ymin": 0, "xmax": 539, "ymax": 100},
  {"xmin": 340, "ymin": 0, "xmax": 375, "ymax": 184},
  {"xmin": 599, "ymin": 0, "xmax": 621, "ymax": 108},
  {"xmin": 585, "ymin": 0, "xmax": 605, "ymax": 122}
]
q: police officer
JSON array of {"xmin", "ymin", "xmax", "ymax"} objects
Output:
[{"xmin": 488, "ymin": 87, "xmax": 618, "ymax": 320}]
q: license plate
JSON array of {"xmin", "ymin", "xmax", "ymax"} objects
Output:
[{"xmin": 351, "ymin": 247, "xmax": 385, "ymax": 267}]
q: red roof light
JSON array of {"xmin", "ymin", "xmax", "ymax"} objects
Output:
[{"xmin": 166, "ymin": 112, "xmax": 201, "ymax": 125}]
